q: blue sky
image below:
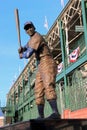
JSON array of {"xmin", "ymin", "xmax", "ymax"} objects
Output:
[{"xmin": 0, "ymin": 0, "xmax": 69, "ymax": 106}]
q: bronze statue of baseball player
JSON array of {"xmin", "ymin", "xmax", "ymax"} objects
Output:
[{"xmin": 18, "ymin": 21, "xmax": 61, "ymax": 119}]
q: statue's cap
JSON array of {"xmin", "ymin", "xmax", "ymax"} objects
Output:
[{"xmin": 24, "ymin": 21, "xmax": 35, "ymax": 30}]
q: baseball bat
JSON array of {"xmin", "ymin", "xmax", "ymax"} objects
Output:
[{"xmin": 15, "ymin": 8, "xmax": 21, "ymax": 47}]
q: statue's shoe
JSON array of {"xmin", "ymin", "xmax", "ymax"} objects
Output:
[{"xmin": 46, "ymin": 113, "xmax": 61, "ymax": 120}]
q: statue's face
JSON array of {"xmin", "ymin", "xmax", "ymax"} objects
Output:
[{"xmin": 25, "ymin": 26, "xmax": 35, "ymax": 36}]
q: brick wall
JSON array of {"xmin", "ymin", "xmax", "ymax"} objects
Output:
[
  {"xmin": 0, "ymin": 117, "xmax": 5, "ymax": 127},
  {"xmin": 62, "ymin": 108, "xmax": 87, "ymax": 119}
]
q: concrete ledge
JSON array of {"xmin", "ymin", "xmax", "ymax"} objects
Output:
[{"xmin": 0, "ymin": 119, "xmax": 87, "ymax": 130}]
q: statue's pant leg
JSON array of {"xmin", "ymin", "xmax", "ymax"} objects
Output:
[
  {"xmin": 34, "ymin": 71, "xmax": 45, "ymax": 105},
  {"xmin": 39, "ymin": 57, "xmax": 57, "ymax": 101}
]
